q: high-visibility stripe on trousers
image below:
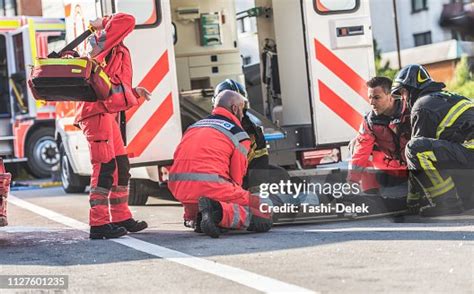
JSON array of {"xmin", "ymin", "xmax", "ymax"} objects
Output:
[
  {"xmin": 169, "ymin": 172, "xmax": 272, "ymax": 230},
  {"xmin": 405, "ymin": 137, "xmax": 474, "ymax": 203}
]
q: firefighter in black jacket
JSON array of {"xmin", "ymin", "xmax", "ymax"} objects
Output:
[{"xmin": 391, "ymin": 64, "xmax": 474, "ymax": 217}]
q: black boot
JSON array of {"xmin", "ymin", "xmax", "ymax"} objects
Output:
[
  {"xmin": 247, "ymin": 215, "xmax": 272, "ymax": 233},
  {"xmin": 419, "ymin": 197, "xmax": 464, "ymax": 217},
  {"xmin": 198, "ymin": 197, "xmax": 223, "ymax": 238},
  {"xmin": 90, "ymin": 223, "xmax": 128, "ymax": 239},
  {"xmin": 194, "ymin": 213, "xmax": 203, "ymax": 233},
  {"xmin": 113, "ymin": 218, "xmax": 148, "ymax": 233}
]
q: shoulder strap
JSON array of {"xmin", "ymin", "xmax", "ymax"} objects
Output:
[{"xmin": 48, "ymin": 27, "xmax": 95, "ymax": 58}]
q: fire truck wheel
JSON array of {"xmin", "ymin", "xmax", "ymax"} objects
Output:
[
  {"xmin": 60, "ymin": 143, "xmax": 88, "ymax": 193},
  {"xmin": 25, "ymin": 127, "xmax": 60, "ymax": 178},
  {"xmin": 128, "ymin": 179, "xmax": 149, "ymax": 205}
]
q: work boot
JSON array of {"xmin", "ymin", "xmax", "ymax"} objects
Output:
[
  {"xmin": 90, "ymin": 223, "xmax": 127, "ymax": 239},
  {"xmin": 113, "ymin": 218, "xmax": 148, "ymax": 233},
  {"xmin": 247, "ymin": 215, "xmax": 272, "ymax": 233},
  {"xmin": 194, "ymin": 213, "xmax": 203, "ymax": 233},
  {"xmin": 198, "ymin": 197, "xmax": 223, "ymax": 238},
  {"xmin": 419, "ymin": 197, "xmax": 464, "ymax": 217}
]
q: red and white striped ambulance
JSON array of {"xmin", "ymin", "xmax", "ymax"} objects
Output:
[{"xmin": 56, "ymin": 0, "xmax": 375, "ymax": 204}]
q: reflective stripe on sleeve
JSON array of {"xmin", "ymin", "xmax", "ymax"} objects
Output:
[{"xmin": 436, "ymin": 99, "xmax": 474, "ymax": 139}]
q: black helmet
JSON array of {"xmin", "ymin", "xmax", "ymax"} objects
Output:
[
  {"xmin": 213, "ymin": 79, "xmax": 248, "ymax": 108},
  {"xmin": 214, "ymin": 78, "xmax": 246, "ymax": 96},
  {"xmin": 391, "ymin": 64, "xmax": 432, "ymax": 107}
]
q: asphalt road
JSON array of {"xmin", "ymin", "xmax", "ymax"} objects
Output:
[{"xmin": 1, "ymin": 186, "xmax": 473, "ymax": 293}]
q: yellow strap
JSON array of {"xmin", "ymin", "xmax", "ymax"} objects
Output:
[
  {"xmin": 98, "ymin": 69, "xmax": 111, "ymax": 89},
  {"xmin": 35, "ymin": 58, "xmax": 88, "ymax": 67},
  {"xmin": 9, "ymin": 78, "xmax": 27, "ymax": 110},
  {"xmin": 436, "ymin": 99, "xmax": 474, "ymax": 139}
]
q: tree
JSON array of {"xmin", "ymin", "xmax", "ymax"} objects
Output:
[
  {"xmin": 373, "ymin": 39, "xmax": 398, "ymax": 80},
  {"xmin": 446, "ymin": 56, "xmax": 474, "ymax": 98}
]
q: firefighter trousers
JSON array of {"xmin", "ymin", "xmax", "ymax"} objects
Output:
[
  {"xmin": 79, "ymin": 113, "xmax": 133, "ymax": 226},
  {"xmin": 405, "ymin": 137, "xmax": 474, "ymax": 207}
]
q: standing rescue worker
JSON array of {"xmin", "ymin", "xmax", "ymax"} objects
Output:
[
  {"xmin": 168, "ymin": 90, "xmax": 273, "ymax": 238},
  {"xmin": 391, "ymin": 64, "xmax": 474, "ymax": 216},
  {"xmin": 75, "ymin": 13, "xmax": 151, "ymax": 239},
  {"xmin": 348, "ymin": 77, "xmax": 411, "ymax": 194}
]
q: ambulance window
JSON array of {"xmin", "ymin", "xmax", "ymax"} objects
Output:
[
  {"xmin": 314, "ymin": 0, "xmax": 359, "ymax": 14},
  {"xmin": 0, "ymin": 34, "xmax": 10, "ymax": 117},
  {"xmin": 113, "ymin": 0, "xmax": 161, "ymax": 28},
  {"xmin": 12, "ymin": 33, "xmax": 24, "ymax": 73}
]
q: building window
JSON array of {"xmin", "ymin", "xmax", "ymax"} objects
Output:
[
  {"xmin": 0, "ymin": 0, "xmax": 17, "ymax": 16},
  {"xmin": 413, "ymin": 31, "xmax": 432, "ymax": 46},
  {"xmin": 412, "ymin": 0, "xmax": 428, "ymax": 13},
  {"xmin": 242, "ymin": 56, "xmax": 251, "ymax": 66}
]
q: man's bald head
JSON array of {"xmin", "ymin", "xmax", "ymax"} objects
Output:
[
  {"xmin": 214, "ymin": 90, "xmax": 246, "ymax": 108},
  {"xmin": 214, "ymin": 90, "xmax": 247, "ymax": 121}
]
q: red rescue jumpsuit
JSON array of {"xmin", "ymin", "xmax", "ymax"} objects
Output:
[
  {"xmin": 168, "ymin": 107, "xmax": 272, "ymax": 230},
  {"xmin": 348, "ymin": 100, "xmax": 411, "ymax": 191},
  {"xmin": 75, "ymin": 13, "xmax": 141, "ymax": 226}
]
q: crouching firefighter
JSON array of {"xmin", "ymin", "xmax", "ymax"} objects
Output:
[
  {"xmin": 75, "ymin": 13, "xmax": 151, "ymax": 239},
  {"xmin": 168, "ymin": 90, "xmax": 273, "ymax": 238},
  {"xmin": 391, "ymin": 64, "xmax": 474, "ymax": 216}
]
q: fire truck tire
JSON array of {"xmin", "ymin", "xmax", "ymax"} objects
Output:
[
  {"xmin": 25, "ymin": 127, "xmax": 60, "ymax": 178},
  {"xmin": 60, "ymin": 143, "xmax": 88, "ymax": 193},
  {"xmin": 128, "ymin": 179, "xmax": 149, "ymax": 206}
]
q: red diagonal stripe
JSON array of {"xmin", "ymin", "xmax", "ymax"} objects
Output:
[
  {"xmin": 126, "ymin": 50, "xmax": 169, "ymax": 122},
  {"xmin": 314, "ymin": 39, "xmax": 368, "ymax": 102},
  {"xmin": 318, "ymin": 80, "xmax": 362, "ymax": 130},
  {"xmin": 126, "ymin": 93, "xmax": 173, "ymax": 158}
]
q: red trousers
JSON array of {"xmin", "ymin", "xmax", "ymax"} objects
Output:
[
  {"xmin": 169, "ymin": 179, "xmax": 272, "ymax": 230},
  {"xmin": 79, "ymin": 113, "xmax": 132, "ymax": 226}
]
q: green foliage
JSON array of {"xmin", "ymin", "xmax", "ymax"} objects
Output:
[
  {"xmin": 446, "ymin": 56, "xmax": 474, "ymax": 98},
  {"xmin": 373, "ymin": 40, "xmax": 398, "ymax": 80}
]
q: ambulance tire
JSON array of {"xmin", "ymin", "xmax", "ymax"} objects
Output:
[
  {"xmin": 60, "ymin": 143, "xmax": 88, "ymax": 193},
  {"xmin": 129, "ymin": 179, "xmax": 149, "ymax": 206},
  {"xmin": 25, "ymin": 127, "xmax": 60, "ymax": 178}
]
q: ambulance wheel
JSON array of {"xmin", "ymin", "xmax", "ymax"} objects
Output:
[
  {"xmin": 129, "ymin": 179, "xmax": 149, "ymax": 206},
  {"xmin": 25, "ymin": 127, "xmax": 60, "ymax": 178},
  {"xmin": 60, "ymin": 143, "xmax": 88, "ymax": 193}
]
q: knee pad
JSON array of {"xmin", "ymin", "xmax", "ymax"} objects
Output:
[
  {"xmin": 116, "ymin": 155, "xmax": 131, "ymax": 186},
  {"xmin": 97, "ymin": 159, "xmax": 116, "ymax": 190}
]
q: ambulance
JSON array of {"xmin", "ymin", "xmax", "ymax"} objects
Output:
[
  {"xmin": 0, "ymin": 17, "xmax": 65, "ymax": 178},
  {"xmin": 56, "ymin": 0, "xmax": 375, "ymax": 204}
]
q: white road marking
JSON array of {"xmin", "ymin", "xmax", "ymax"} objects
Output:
[
  {"xmin": 277, "ymin": 225, "xmax": 474, "ymax": 233},
  {"xmin": 8, "ymin": 195, "xmax": 315, "ymax": 294},
  {"xmin": 0, "ymin": 226, "xmax": 64, "ymax": 233}
]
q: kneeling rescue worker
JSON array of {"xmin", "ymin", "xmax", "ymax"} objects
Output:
[
  {"xmin": 391, "ymin": 64, "xmax": 474, "ymax": 216},
  {"xmin": 348, "ymin": 77, "xmax": 411, "ymax": 194},
  {"xmin": 168, "ymin": 90, "xmax": 273, "ymax": 238},
  {"xmin": 75, "ymin": 13, "xmax": 151, "ymax": 239}
]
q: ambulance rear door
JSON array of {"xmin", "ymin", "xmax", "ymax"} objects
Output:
[
  {"xmin": 302, "ymin": 0, "xmax": 375, "ymax": 145},
  {"xmin": 109, "ymin": 0, "xmax": 181, "ymax": 167}
]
